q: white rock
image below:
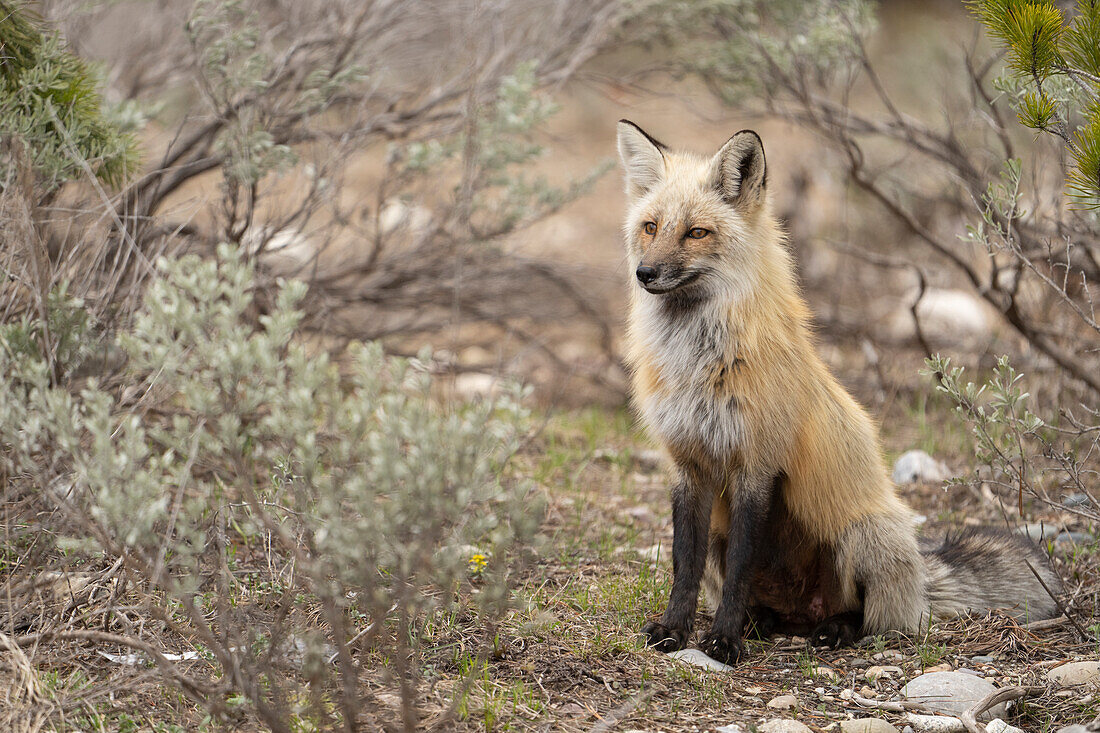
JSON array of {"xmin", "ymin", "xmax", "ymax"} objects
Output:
[
  {"xmin": 717, "ymin": 725, "xmax": 747, "ymax": 733},
  {"xmin": 453, "ymin": 372, "xmax": 499, "ymax": 400},
  {"xmin": 766, "ymin": 694, "xmax": 800, "ymax": 710},
  {"xmin": 1048, "ymin": 661, "xmax": 1100, "ymax": 687},
  {"xmin": 840, "ymin": 719, "xmax": 899, "ymax": 733},
  {"xmin": 760, "ymin": 720, "xmax": 812, "ymax": 733},
  {"xmin": 892, "ymin": 450, "xmax": 950, "ymax": 484},
  {"xmin": 888, "ymin": 288, "xmax": 994, "ymax": 347},
  {"xmin": 668, "ymin": 648, "xmax": 734, "ymax": 672},
  {"xmin": 902, "ymin": 672, "xmax": 1005, "ymax": 719},
  {"xmin": 378, "ymin": 198, "xmax": 432, "ymax": 237},
  {"xmin": 1054, "ymin": 726, "xmax": 1090, "ymax": 733},
  {"xmin": 1016, "ymin": 522, "xmax": 1061, "ymax": 542},
  {"xmin": 985, "ymin": 719, "xmax": 1025, "ymax": 733},
  {"xmin": 865, "ymin": 665, "xmax": 903, "ymax": 680},
  {"xmin": 907, "ymin": 714, "xmax": 965, "ymax": 733}
]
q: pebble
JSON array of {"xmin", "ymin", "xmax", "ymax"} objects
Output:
[
  {"xmin": 1055, "ymin": 532, "xmax": 1095, "ymax": 547},
  {"xmin": 767, "ymin": 694, "xmax": 799, "ymax": 710},
  {"xmin": 760, "ymin": 720, "xmax": 812, "ymax": 733},
  {"xmin": 840, "ymin": 719, "xmax": 899, "ymax": 733},
  {"xmin": 1062, "ymin": 493, "xmax": 1093, "ymax": 508},
  {"xmin": 668, "ymin": 648, "xmax": 734, "ymax": 672},
  {"xmin": 874, "ymin": 650, "xmax": 905, "ymax": 661},
  {"xmin": 717, "ymin": 725, "xmax": 746, "ymax": 733},
  {"xmin": 860, "ymin": 686, "xmax": 877, "ymax": 698},
  {"xmin": 901, "ymin": 671, "xmax": 1006, "ymax": 719},
  {"xmin": 1016, "ymin": 522, "xmax": 1061, "ymax": 542},
  {"xmin": 924, "ymin": 663, "xmax": 953, "ymax": 673},
  {"xmin": 907, "ymin": 714, "xmax": 965, "ymax": 733},
  {"xmin": 865, "ymin": 665, "xmax": 903, "ymax": 680},
  {"xmin": 985, "ymin": 719, "xmax": 1025, "ymax": 733},
  {"xmin": 892, "ymin": 450, "xmax": 950, "ymax": 484},
  {"xmin": 969, "ymin": 656, "xmax": 995, "ymax": 664},
  {"xmin": 850, "ymin": 658, "xmax": 872, "ymax": 668},
  {"xmin": 815, "ymin": 666, "xmax": 839, "ymax": 679},
  {"xmin": 1054, "ymin": 727, "xmax": 1090, "ymax": 733},
  {"xmin": 1048, "ymin": 661, "xmax": 1100, "ymax": 687}
]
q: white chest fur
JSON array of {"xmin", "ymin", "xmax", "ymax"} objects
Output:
[{"xmin": 632, "ymin": 297, "xmax": 746, "ymax": 459}]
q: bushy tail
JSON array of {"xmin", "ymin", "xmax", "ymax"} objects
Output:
[{"xmin": 922, "ymin": 527, "xmax": 1061, "ymax": 623}]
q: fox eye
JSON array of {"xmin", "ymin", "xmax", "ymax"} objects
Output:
[
  {"xmin": 643, "ymin": 221, "xmax": 657, "ymax": 235},
  {"xmin": 687, "ymin": 227, "xmax": 710, "ymax": 239}
]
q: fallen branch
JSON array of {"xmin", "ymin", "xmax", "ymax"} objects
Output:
[{"xmin": 959, "ymin": 685, "xmax": 1044, "ymax": 733}]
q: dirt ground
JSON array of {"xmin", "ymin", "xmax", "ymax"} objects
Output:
[
  {"xmin": 415, "ymin": 379, "xmax": 1096, "ymax": 732},
  {"xmin": 23, "ymin": 383, "xmax": 1096, "ymax": 732}
]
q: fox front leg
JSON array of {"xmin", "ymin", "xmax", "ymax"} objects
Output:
[
  {"xmin": 698, "ymin": 474, "xmax": 774, "ymax": 665},
  {"xmin": 642, "ymin": 478, "xmax": 712, "ymax": 652}
]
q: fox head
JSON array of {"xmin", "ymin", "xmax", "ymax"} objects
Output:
[{"xmin": 616, "ymin": 120, "xmax": 771, "ymax": 302}]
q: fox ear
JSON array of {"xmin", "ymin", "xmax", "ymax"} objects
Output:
[
  {"xmin": 711, "ymin": 130, "xmax": 766, "ymax": 210},
  {"xmin": 617, "ymin": 120, "xmax": 666, "ymax": 198}
]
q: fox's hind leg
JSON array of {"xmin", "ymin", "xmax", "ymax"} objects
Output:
[{"xmin": 833, "ymin": 511, "xmax": 927, "ymax": 637}]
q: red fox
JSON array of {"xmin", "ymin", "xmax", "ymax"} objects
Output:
[{"xmin": 616, "ymin": 120, "xmax": 1060, "ymax": 664}]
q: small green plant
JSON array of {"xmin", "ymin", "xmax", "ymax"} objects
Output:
[
  {"xmin": 915, "ymin": 634, "xmax": 947, "ymax": 669},
  {"xmin": 927, "ymin": 355, "xmax": 1045, "ymax": 515},
  {"xmin": 797, "ymin": 649, "xmax": 819, "ymax": 678}
]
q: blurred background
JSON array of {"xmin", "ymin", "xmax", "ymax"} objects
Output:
[{"xmin": 10, "ymin": 0, "xmax": 1090, "ymax": 408}]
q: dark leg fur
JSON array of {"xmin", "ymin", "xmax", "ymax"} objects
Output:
[
  {"xmin": 641, "ymin": 480, "xmax": 711, "ymax": 652},
  {"xmin": 698, "ymin": 476, "xmax": 773, "ymax": 665},
  {"xmin": 810, "ymin": 610, "xmax": 864, "ymax": 649}
]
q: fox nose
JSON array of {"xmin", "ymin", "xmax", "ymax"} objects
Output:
[{"xmin": 636, "ymin": 265, "xmax": 659, "ymax": 285}]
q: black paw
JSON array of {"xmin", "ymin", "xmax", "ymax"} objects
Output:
[
  {"xmin": 810, "ymin": 611, "xmax": 863, "ymax": 649},
  {"xmin": 641, "ymin": 620, "xmax": 690, "ymax": 652},
  {"xmin": 698, "ymin": 630, "xmax": 745, "ymax": 665},
  {"xmin": 743, "ymin": 606, "xmax": 779, "ymax": 640}
]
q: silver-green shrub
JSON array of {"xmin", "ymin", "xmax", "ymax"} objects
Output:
[{"xmin": 0, "ymin": 246, "xmax": 541, "ymax": 729}]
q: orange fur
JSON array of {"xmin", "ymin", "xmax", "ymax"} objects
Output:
[{"xmin": 618, "ymin": 122, "xmax": 1058, "ymax": 639}]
